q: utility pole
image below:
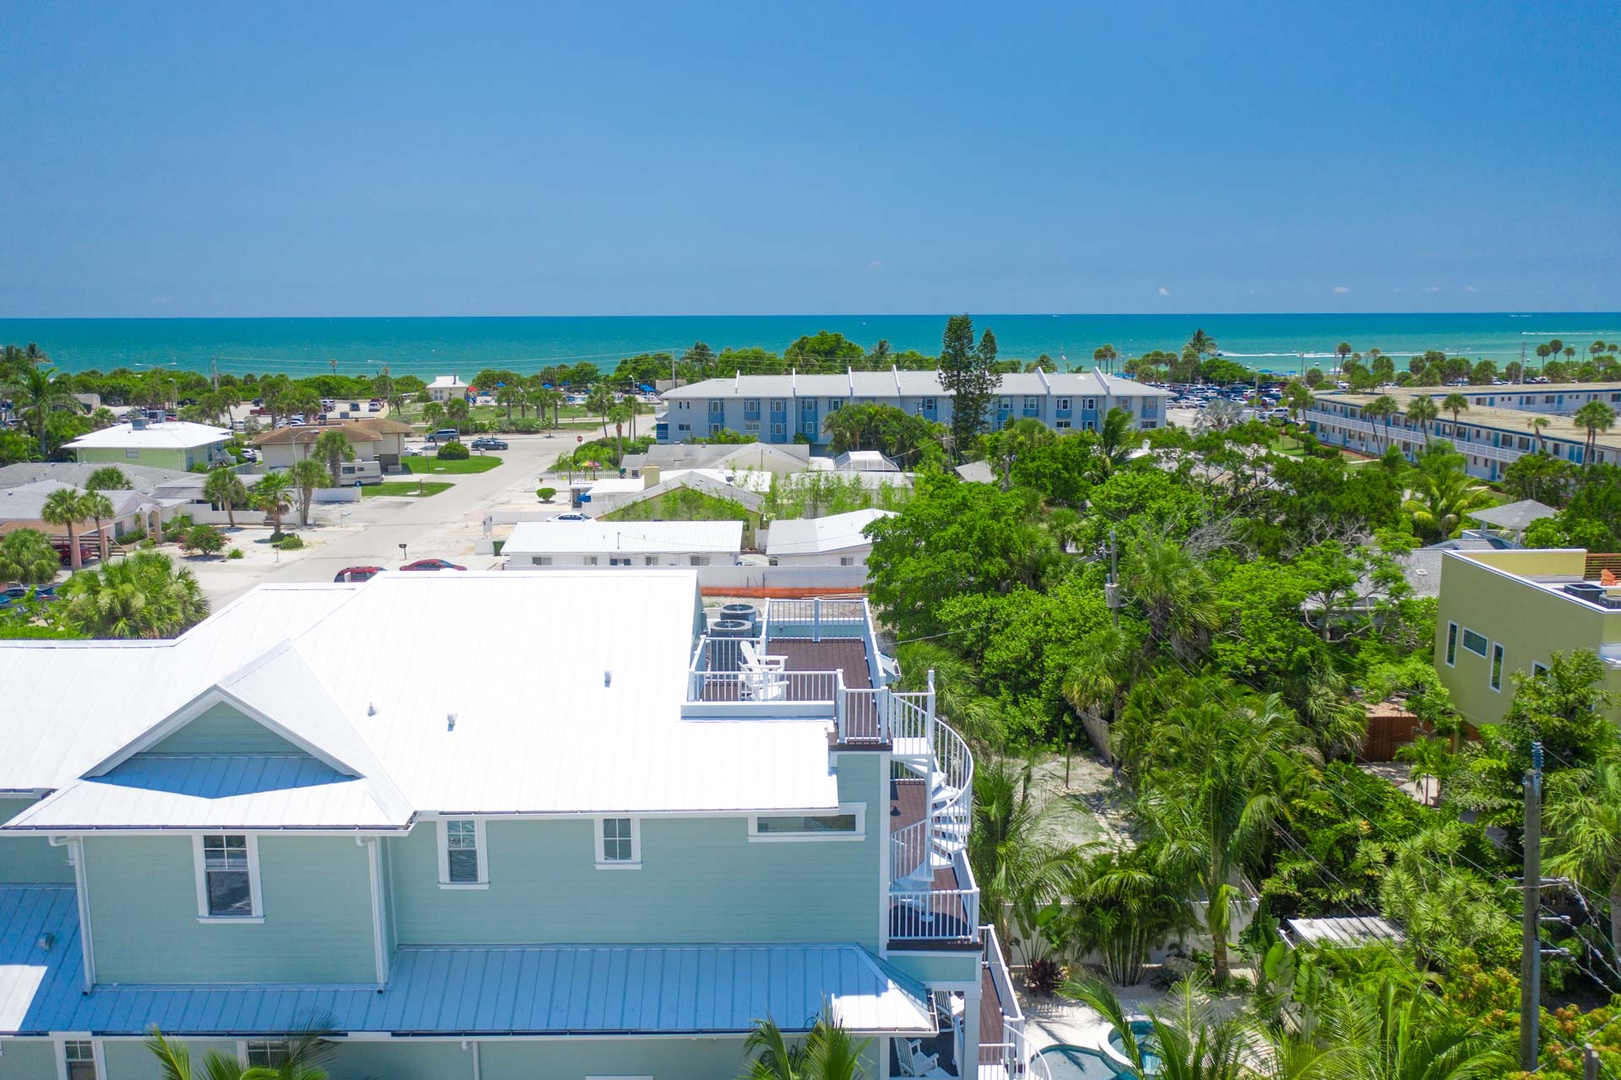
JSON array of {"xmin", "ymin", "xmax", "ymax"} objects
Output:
[
  {"xmin": 1584, "ymin": 1044, "xmax": 1599, "ymax": 1080},
  {"xmin": 1521, "ymin": 740, "xmax": 1544, "ymax": 1073},
  {"xmin": 209, "ymin": 356, "xmax": 219, "ymax": 392}
]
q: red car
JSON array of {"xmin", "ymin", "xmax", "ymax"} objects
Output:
[
  {"xmin": 333, "ymin": 566, "xmax": 385, "ymax": 583},
  {"xmin": 400, "ymin": 559, "xmax": 467, "ymax": 572}
]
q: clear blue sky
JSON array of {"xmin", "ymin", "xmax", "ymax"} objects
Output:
[{"xmin": 3, "ymin": 1, "xmax": 1617, "ymax": 317}]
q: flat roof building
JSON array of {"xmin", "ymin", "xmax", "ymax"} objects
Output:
[{"xmin": 64, "ymin": 418, "xmax": 232, "ymax": 472}]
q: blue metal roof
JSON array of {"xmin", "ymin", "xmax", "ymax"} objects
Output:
[{"xmin": 0, "ymin": 887, "xmax": 935, "ymax": 1037}]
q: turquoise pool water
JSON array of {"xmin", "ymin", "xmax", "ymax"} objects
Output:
[
  {"xmin": 1036, "ymin": 1045, "xmax": 1122, "ymax": 1079},
  {"xmin": 1106, "ymin": 1020, "xmax": 1162, "ymax": 1076}
]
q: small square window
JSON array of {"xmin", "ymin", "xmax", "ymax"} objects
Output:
[
  {"xmin": 199, "ymin": 834, "xmax": 257, "ymax": 918},
  {"xmin": 689, "ymin": 555, "xmax": 711, "ymax": 567},
  {"xmin": 840, "ymin": 556, "xmax": 855, "ymax": 566},
  {"xmin": 583, "ymin": 555, "xmax": 599, "ymax": 566},
  {"xmin": 597, "ymin": 817, "xmax": 640, "ymax": 867},
  {"xmin": 709, "ymin": 399, "xmax": 724, "ymax": 413},
  {"xmin": 771, "ymin": 399, "xmax": 786, "ymax": 411},
  {"xmin": 745, "ymin": 398, "xmax": 759, "ymax": 412},
  {"xmin": 1057, "ymin": 397, "xmax": 1071, "ymax": 410},
  {"xmin": 644, "ymin": 555, "xmax": 659, "ymax": 566},
  {"xmin": 63, "ymin": 1040, "xmax": 99, "ymax": 1080},
  {"xmin": 771, "ymin": 423, "xmax": 784, "ymax": 435}
]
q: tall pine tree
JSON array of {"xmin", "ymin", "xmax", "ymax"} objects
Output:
[{"xmin": 939, "ymin": 315, "xmax": 1001, "ymax": 459}]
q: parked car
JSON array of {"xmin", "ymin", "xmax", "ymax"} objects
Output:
[
  {"xmin": 400, "ymin": 558, "xmax": 467, "ymax": 572},
  {"xmin": 49, "ymin": 538, "xmax": 97, "ymax": 565},
  {"xmin": 554, "ymin": 512, "xmax": 590, "ymax": 521},
  {"xmin": 332, "ymin": 566, "xmax": 385, "ymax": 583},
  {"xmin": 471, "ymin": 437, "xmax": 509, "ymax": 451},
  {"xmin": 1, "ymin": 584, "xmax": 55, "ymax": 602},
  {"xmin": 367, "ymin": 399, "xmax": 383, "ymax": 411},
  {"xmin": 425, "ymin": 429, "xmax": 461, "ymax": 444}
]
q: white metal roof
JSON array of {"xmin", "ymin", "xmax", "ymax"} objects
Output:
[
  {"xmin": 1284, "ymin": 916, "xmax": 1404, "ymax": 948},
  {"xmin": 0, "ymin": 573, "xmax": 842, "ymax": 827},
  {"xmin": 766, "ymin": 509, "xmax": 895, "ymax": 557},
  {"xmin": 661, "ymin": 368, "xmax": 1170, "ymax": 401},
  {"xmin": 505, "ymin": 521, "xmax": 744, "ymax": 556},
  {"xmin": 426, "ymin": 374, "xmax": 467, "ymax": 388},
  {"xmin": 64, "ymin": 421, "xmax": 231, "ymax": 450}
]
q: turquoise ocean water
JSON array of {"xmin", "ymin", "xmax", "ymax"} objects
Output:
[{"xmin": 2, "ymin": 314, "xmax": 1618, "ymax": 381}]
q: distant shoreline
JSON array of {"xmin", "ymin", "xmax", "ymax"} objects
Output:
[{"xmin": 2, "ymin": 312, "xmax": 1617, "ymax": 379}]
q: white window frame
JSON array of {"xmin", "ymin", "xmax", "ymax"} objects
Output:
[
  {"xmin": 771, "ymin": 422, "xmax": 785, "ymax": 435},
  {"xmin": 689, "ymin": 555, "xmax": 711, "ymax": 567},
  {"xmin": 748, "ymin": 803, "xmax": 866, "ymax": 842},
  {"xmin": 56, "ymin": 1037, "xmax": 104, "ymax": 1080},
  {"xmin": 240, "ymin": 1039, "xmax": 292, "ymax": 1069},
  {"xmin": 839, "ymin": 556, "xmax": 856, "ymax": 566},
  {"xmin": 1084, "ymin": 397, "xmax": 1097, "ymax": 410},
  {"xmin": 1533, "ymin": 661, "xmax": 1549, "ymax": 678},
  {"xmin": 771, "ymin": 398, "xmax": 786, "ymax": 411},
  {"xmin": 192, "ymin": 834, "xmax": 263, "ymax": 922},
  {"xmin": 1460, "ymin": 627, "xmax": 1489, "ymax": 658},
  {"xmin": 595, "ymin": 817, "xmax": 642, "ymax": 869},
  {"xmin": 1056, "ymin": 420, "xmax": 1072, "ymax": 430},
  {"xmin": 744, "ymin": 398, "xmax": 759, "ymax": 412},
  {"xmin": 532, "ymin": 556, "xmax": 552, "ymax": 566},
  {"xmin": 1444, "ymin": 622, "xmax": 1458, "ymax": 666},
  {"xmin": 583, "ymin": 555, "xmax": 599, "ymax": 566},
  {"xmin": 643, "ymin": 555, "xmax": 660, "ymax": 566},
  {"xmin": 1490, "ymin": 643, "xmax": 1505, "ymax": 693},
  {"xmin": 1056, "ymin": 397, "xmax": 1071, "ymax": 410},
  {"xmin": 709, "ymin": 399, "xmax": 724, "ymax": 413},
  {"xmin": 437, "ymin": 817, "xmax": 488, "ymax": 889},
  {"xmin": 123, "ymin": 447, "xmax": 139, "ymax": 460},
  {"xmin": 1024, "ymin": 396, "xmax": 1039, "ymax": 410}
]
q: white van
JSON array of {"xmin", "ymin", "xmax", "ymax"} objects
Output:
[{"xmin": 337, "ymin": 460, "xmax": 384, "ymax": 486}]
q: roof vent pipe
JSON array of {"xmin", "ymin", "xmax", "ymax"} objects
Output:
[
  {"xmin": 604, "ymin": 670, "xmax": 613, "ymax": 688},
  {"xmin": 447, "ymin": 713, "xmax": 456, "ymax": 732}
]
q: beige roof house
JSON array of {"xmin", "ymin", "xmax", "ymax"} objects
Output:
[{"xmin": 251, "ymin": 419, "xmax": 414, "ymax": 469}]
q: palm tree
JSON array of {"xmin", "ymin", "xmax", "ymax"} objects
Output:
[
  {"xmin": 1067, "ymin": 845, "xmax": 1195, "ymax": 985},
  {"xmin": 59, "ymin": 551, "xmax": 208, "ymax": 639},
  {"xmin": 421, "ymin": 401, "xmax": 446, "ymax": 431},
  {"xmin": 1405, "ymin": 395, "xmax": 1439, "ymax": 448},
  {"xmin": 1067, "ymin": 977, "xmax": 1246, "ymax": 1080},
  {"xmin": 0, "ymin": 528, "xmax": 59, "ymax": 584},
  {"xmin": 85, "ymin": 465, "xmax": 131, "ymax": 491},
  {"xmin": 1061, "ymin": 626, "xmax": 1137, "ymax": 728},
  {"xmin": 6, "ymin": 363, "xmax": 80, "ymax": 458},
  {"xmin": 40, "ymin": 487, "xmax": 90, "ymax": 570},
  {"xmin": 1097, "ymin": 407, "xmax": 1144, "ymax": 472},
  {"xmin": 1136, "ymin": 694, "xmax": 1304, "ymax": 983},
  {"xmin": 1186, "ymin": 328, "xmax": 1217, "ymax": 361},
  {"xmin": 969, "ymin": 756, "xmax": 1082, "ymax": 957},
  {"xmin": 1093, "ymin": 344, "xmax": 1119, "ymax": 373},
  {"xmin": 586, "ymin": 384, "xmax": 616, "ymax": 437},
  {"xmin": 445, "ymin": 397, "xmax": 471, "ymax": 434},
  {"xmin": 532, "ymin": 387, "xmax": 563, "ymax": 429},
  {"xmin": 1401, "ymin": 446, "xmax": 1497, "ymax": 541},
  {"xmin": 1530, "ymin": 415, "xmax": 1551, "ymax": 454},
  {"xmin": 1393, "ymin": 735, "xmax": 1452, "ymax": 807},
  {"xmin": 311, "ymin": 429, "xmax": 355, "ymax": 486},
  {"xmin": 1573, "ymin": 400, "xmax": 1616, "ymax": 463},
  {"xmin": 741, "ymin": 1014, "xmax": 871, "ymax": 1080},
  {"xmin": 1361, "ymin": 395, "xmax": 1399, "ymax": 454},
  {"xmin": 80, "ymin": 489, "xmax": 115, "ymax": 563},
  {"xmin": 287, "ymin": 459, "xmax": 329, "ymax": 527},
  {"xmin": 1336, "ymin": 341, "xmax": 1353, "ymax": 374},
  {"xmin": 251, "ymin": 472, "xmax": 294, "ymax": 538},
  {"xmin": 496, "ymin": 383, "xmax": 523, "ymax": 421},
  {"xmin": 607, "ymin": 399, "xmax": 633, "ymax": 462},
  {"xmin": 1440, "ymin": 392, "xmax": 1470, "ymax": 434},
  {"xmin": 1121, "ymin": 534, "xmax": 1219, "ymax": 661},
  {"xmin": 621, "ymin": 393, "xmax": 647, "ymax": 439},
  {"xmin": 204, "ymin": 466, "xmax": 248, "ymax": 528},
  {"xmin": 1546, "ymin": 759, "xmax": 1621, "ymax": 960},
  {"xmin": 147, "ymin": 1026, "xmax": 331, "ymax": 1079}
]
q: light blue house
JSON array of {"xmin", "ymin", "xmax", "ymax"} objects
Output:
[
  {"xmin": 0, "ymin": 575, "xmax": 1041, "ymax": 1079},
  {"xmin": 657, "ymin": 368, "xmax": 1169, "ymax": 446}
]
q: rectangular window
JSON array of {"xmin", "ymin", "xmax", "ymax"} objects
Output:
[
  {"xmin": 708, "ymin": 423, "xmax": 723, "ymax": 435},
  {"xmin": 921, "ymin": 397, "xmax": 937, "ymax": 410},
  {"xmin": 439, "ymin": 818, "xmax": 486, "ymax": 886},
  {"xmin": 597, "ymin": 817, "xmax": 640, "ymax": 867},
  {"xmin": 644, "ymin": 556, "xmax": 659, "ymax": 566},
  {"xmin": 827, "ymin": 399, "xmax": 843, "ymax": 412},
  {"xmin": 582, "ymin": 555, "xmax": 599, "ymax": 566},
  {"xmin": 744, "ymin": 398, "xmax": 759, "ymax": 413},
  {"xmin": 1490, "ymin": 643, "xmax": 1505, "ymax": 691},
  {"xmin": 709, "ymin": 399, "xmax": 723, "ymax": 413},
  {"xmin": 1084, "ymin": 397, "xmax": 1097, "ymax": 410},
  {"xmin": 750, "ymin": 804, "xmax": 865, "ymax": 841},
  {"xmin": 803, "ymin": 422, "xmax": 818, "ymax": 435},
  {"xmin": 198, "ymin": 834, "xmax": 257, "ymax": 919},
  {"xmin": 609, "ymin": 556, "xmax": 632, "ymax": 566},
  {"xmin": 1056, "ymin": 397, "xmax": 1071, "ymax": 411},
  {"xmin": 676, "ymin": 423, "xmax": 690, "ymax": 432},
  {"xmin": 62, "ymin": 1040, "xmax": 99, "ymax": 1080},
  {"xmin": 1056, "ymin": 420, "xmax": 1071, "ymax": 430},
  {"xmin": 998, "ymin": 398, "xmax": 1011, "ymax": 409},
  {"xmin": 1024, "ymin": 396, "xmax": 1039, "ymax": 410},
  {"xmin": 840, "ymin": 556, "xmax": 855, "ymax": 566},
  {"xmin": 1461, "ymin": 628, "xmax": 1489, "ymax": 657},
  {"xmin": 744, "ymin": 421, "xmax": 760, "ymax": 433},
  {"xmin": 1445, "ymin": 622, "xmax": 1458, "ymax": 666},
  {"xmin": 245, "ymin": 1040, "xmax": 291, "ymax": 1069},
  {"xmin": 689, "ymin": 555, "xmax": 711, "ymax": 567},
  {"xmin": 802, "ymin": 398, "xmax": 816, "ymax": 412},
  {"xmin": 1533, "ymin": 661, "xmax": 1549, "ymax": 678},
  {"xmin": 771, "ymin": 399, "xmax": 785, "ymax": 411},
  {"xmin": 771, "ymin": 422, "xmax": 784, "ymax": 435},
  {"xmin": 124, "ymin": 448, "xmax": 138, "ymax": 459}
]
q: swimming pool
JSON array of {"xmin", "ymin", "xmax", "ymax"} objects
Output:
[
  {"xmin": 1106, "ymin": 1020, "xmax": 1162, "ymax": 1076},
  {"xmin": 1035, "ymin": 1044, "xmax": 1121, "ymax": 1079}
]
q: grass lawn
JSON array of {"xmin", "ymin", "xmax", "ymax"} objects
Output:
[
  {"xmin": 362, "ymin": 481, "xmax": 453, "ymax": 498},
  {"xmin": 404, "ymin": 455, "xmax": 503, "ymax": 475}
]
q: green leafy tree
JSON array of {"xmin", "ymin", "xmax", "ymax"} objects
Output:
[
  {"xmin": 740, "ymin": 1013, "xmax": 871, "ymax": 1080},
  {"xmin": 1401, "ymin": 444, "xmax": 1496, "ymax": 541},
  {"xmin": 969, "ymin": 756, "xmax": 1082, "ymax": 959},
  {"xmin": 938, "ymin": 315, "xmax": 1001, "ymax": 459},
  {"xmin": 444, "ymin": 396, "xmax": 470, "ymax": 433},
  {"xmin": 1097, "ymin": 407, "xmax": 1144, "ymax": 472},
  {"xmin": 1545, "ymin": 759, "xmax": 1621, "ymax": 960},
  {"xmin": 0, "ymin": 528, "xmax": 59, "ymax": 584},
  {"xmin": 146, "ymin": 1026, "xmax": 331, "ymax": 1079},
  {"xmin": 1502, "ymin": 451, "xmax": 1575, "ymax": 507},
  {"xmin": 203, "ymin": 466, "xmax": 248, "ymax": 528},
  {"xmin": 1121, "ymin": 534, "xmax": 1219, "ymax": 661},
  {"xmin": 183, "ymin": 523, "xmax": 226, "ymax": 557},
  {"xmin": 5, "ymin": 360, "xmax": 79, "ymax": 458},
  {"xmin": 311, "ymin": 429, "xmax": 355, "ymax": 486}
]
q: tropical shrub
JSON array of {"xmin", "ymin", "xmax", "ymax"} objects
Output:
[
  {"xmin": 274, "ymin": 534, "xmax": 305, "ymax": 550},
  {"xmin": 536, "ymin": 487, "xmax": 557, "ymax": 502},
  {"xmin": 0, "ymin": 528, "xmax": 59, "ymax": 584},
  {"xmin": 183, "ymin": 524, "xmax": 226, "ymax": 556},
  {"xmin": 436, "ymin": 440, "xmax": 470, "ymax": 460},
  {"xmin": 225, "ymin": 547, "xmax": 244, "ymax": 560}
]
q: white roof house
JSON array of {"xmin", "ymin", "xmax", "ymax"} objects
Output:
[
  {"xmin": 765, "ymin": 509, "xmax": 895, "ymax": 566},
  {"xmin": 504, "ymin": 521, "xmax": 744, "ymax": 572},
  {"xmin": 0, "ymin": 573, "xmax": 840, "ymax": 821},
  {"xmin": 425, "ymin": 374, "xmax": 469, "ymax": 402},
  {"xmin": 64, "ymin": 421, "xmax": 231, "ymax": 453}
]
